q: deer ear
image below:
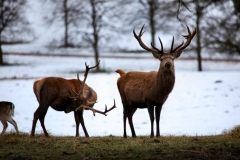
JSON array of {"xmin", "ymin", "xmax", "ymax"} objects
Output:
[
  {"xmin": 152, "ymin": 51, "xmax": 161, "ymax": 59},
  {"xmin": 173, "ymin": 51, "xmax": 182, "ymax": 58}
]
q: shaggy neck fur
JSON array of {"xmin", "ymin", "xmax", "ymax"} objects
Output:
[{"xmin": 156, "ymin": 66, "xmax": 175, "ymax": 96}]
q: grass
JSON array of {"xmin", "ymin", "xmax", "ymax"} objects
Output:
[{"xmin": 0, "ymin": 126, "xmax": 240, "ymax": 160}]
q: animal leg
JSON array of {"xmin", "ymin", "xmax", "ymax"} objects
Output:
[
  {"xmin": 123, "ymin": 106, "xmax": 129, "ymax": 138},
  {"xmin": 127, "ymin": 107, "xmax": 137, "ymax": 138},
  {"xmin": 0, "ymin": 120, "xmax": 8, "ymax": 135},
  {"xmin": 30, "ymin": 105, "xmax": 48, "ymax": 137},
  {"xmin": 74, "ymin": 111, "xmax": 89, "ymax": 137},
  {"xmin": 155, "ymin": 105, "xmax": 163, "ymax": 137},
  {"xmin": 39, "ymin": 108, "xmax": 49, "ymax": 137},
  {"xmin": 74, "ymin": 111, "xmax": 80, "ymax": 137},
  {"xmin": 147, "ymin": 105, "xmax": 154, "ymax": 138},
  {"xmin": 7, "ymin": 117, "xmax": 19, "ymax": 134}
]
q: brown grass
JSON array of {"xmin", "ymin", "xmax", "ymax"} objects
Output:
[{"xmin": 0, "ymin": 126, "xmax": 240, "ymax": 160}]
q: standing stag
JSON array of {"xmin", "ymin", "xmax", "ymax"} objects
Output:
[
  {"xmin": 0, "ymin": 101, "xmax": 19, "ymax": 135},
  {"xmin": 116, "ymin": 24, "xmax": 196, "ymax": 138},
  {"xmin": 31, "ymin": 62, "xmax": 116, "ymax": 137}
]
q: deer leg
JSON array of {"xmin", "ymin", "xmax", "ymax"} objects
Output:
[
  {"xmin": 75, "ymin": 111, "xmax": 89, "ymax": 137},
  {"xmin": 39, "ymin": 108, "xmax": 49, "ymax": 137},
  {"xmin": 74, "ymin": 111, "xmax": 80, "ymax": 137},
  {"xmin": 128, "ymin": 107, "xmax": 137, "ymax": 138},
  {"xmin": 30, "ymin": 105, "xmax": 49, "ymax": 137},
  {"xmin": 155, "ymin": 105, "xmax": 163, "ymax": 137},
  {"xmin": 147, "ymin": 105, "xmax": 154, "ymax": 138},
  {"xmin": 123, "ymin": 106, "xmax": 129, "ymax": 138},
  {"xmin": 0, "ymin": 120, "xmax": 8, "ymax": 135},
  {"xmin": 7, "ymin": 117, "xmax": 19, "ymax": 134}
]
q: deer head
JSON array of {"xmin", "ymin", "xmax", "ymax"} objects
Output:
[
  {"xmin": 67, "ymin": 61, "xmax": 116, "ymax": 116},
  {"xmin": 65, "ymin": 61, "xmax": 100, "ymax": 113},
  {"xmin": 133, "ymin": 24, "xmax": 196, "ymax": 72}
]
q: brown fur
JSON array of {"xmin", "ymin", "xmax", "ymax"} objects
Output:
[
  {"xmin": 116, "ymin": 54, "xmax": 175, "ymax": 138},
  {"xmin": 116, "ymin": 24, "xmax": 196, "ymax": 138},
  {"xmin": 0, "ymin": 101, "xmax": 19, "ymax": 135},
  {"xmin": 30, "ymin": 77, "xmax": 97, "ymax": 137},
  {"xmin": 116, "ymin": 69, "xmax": 125, "ymax": 76}
]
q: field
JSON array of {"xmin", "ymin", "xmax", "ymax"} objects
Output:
[
  {"xmin": 0, "ymin": 51, "xmax": 240, "ymax": 159},
  {"xmin": 0, "ymin": 126, "xmax": 240, "ymax": 160},
  {"xmin": 1, "ymin": 53, "xmax": 240, "ymax": 137}
]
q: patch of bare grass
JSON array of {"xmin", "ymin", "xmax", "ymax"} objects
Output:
[{"xmin": 0, "ymin": 127, "xmax": 240, "ymax": 160}]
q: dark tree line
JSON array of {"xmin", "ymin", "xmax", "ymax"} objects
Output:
[
  {"xmin": 0, "ymin": 0, "xmax": 33, "ymax": 65},
  {"xmin": 0, "ymin": 0, "xmax": 239, "ymax": 72}
]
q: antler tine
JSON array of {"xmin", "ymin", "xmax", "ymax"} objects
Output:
[
  {"xmin": 139, "ymin": 24, "xmax": 145, "ymax": 36},
  {"xmin": 173, "ymin": 24, "xmax": 196, "ymax": 55},
  {"xmin": 69, "ymin": 88, "xmax": 79, "ymax": 99},
  {"xmin": 75, "ymin": 99, "xmax": 116, "ymax": 116},
  {"xmin": 158, "ymin": 37, "xmax": 164, "ymax": 53},
  {"xmin": 170, "ymin": 36, "xmax": 174, "ymax": 52},
  {"xmin": 69, "ymin": 74, "xmax": 82, "ymax": 99},
  {"xmin": 104, "ymin": 99, "xmax": 117, "ymax": 116},
  {"xmin": 172, "ymin": 41, "xmax": 184, "ymax": 53},
  {"xmin": 151, "ymin": 42, "xmax": 161, "ymax": 53},
  {"xmin": 133, "ymin": 24, "xmax": 158, "ymax": 53},
  {"xmin": 78, "ymin": 61, "xmax": 100, "ymax": 99}
]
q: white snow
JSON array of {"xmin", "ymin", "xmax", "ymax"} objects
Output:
[
  {"xmin": 0, "ymin": 54, "xmax": 240, "ymax": 137},
  {"xmin": 0, "ymin": 0, "xmax": 240, "ymax": 137}
]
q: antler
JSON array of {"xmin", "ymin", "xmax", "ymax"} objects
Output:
[
  {"xmin": 78, "ymin": 61, "xmax": 100, "ymax": 99},
  {"xmin": 75, "ymin": 99, "xmax": 116, "ymax": 116},
  {"xmin": 172, "ymin": 24, "xmax": 196, "ymax": 58},
  {"xmin": 134, "ymin": 24, "xmax": 196, "ymax": 59},
  {"xmin": 133, "ymin": 24, "xmax": 162, "ymax": 58},
  {"xmin": 70, "ymin": 61, "xmax": 100, "ymax": 99}
]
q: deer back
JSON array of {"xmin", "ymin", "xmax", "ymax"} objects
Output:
[
  {"xmin": 117, "ymin": 71, "xmax": 163, "ymax": 104},
  {"xmin": 33, "ymin": 77, "xmax": 97, "ymax": 111},
  {"xmin": 0, "ymin": 101, "xmax": 15, "ymax": 119}
]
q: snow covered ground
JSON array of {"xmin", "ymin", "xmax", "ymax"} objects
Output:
[{"xmin": 0, "ymin": 53, "xmax": 240, "ymax": 137}]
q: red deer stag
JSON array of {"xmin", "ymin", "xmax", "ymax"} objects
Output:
[
  {"xmin": 116, "ymin": 24, "xmax": 196, "ymax": 138},
  {"xmin": 0, "ymin": 101, "xmax": 19, "ymax": 135},
  {"xmin": 31, "ymin": 61, "xmax": 116, "ymax": 137}
]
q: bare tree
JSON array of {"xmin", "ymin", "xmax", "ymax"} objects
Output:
[
  {"xmin": 80, "ymin": 0, "xmax": 118, "ymax": 72},
  {"xmin": 204, "ymin": 1, "xmax": 240, "ymax": 55},
  {"xmin": 42, "ymin": 0, "xmax": 84, "ymax": 48},
  {"xmin": 0, "ymin": 0, "xmax": 33, "ymax": 65},
  {"xmin": 174, "ymin": 0, "xmax": 226, "ymax": 71},
  {"xmin": 119, "ymin": 0, "xmax": 175, "ymax": 48},
  {"xmin": 232, "ymin": 0, "xmax": 240, "ymax": 15}
]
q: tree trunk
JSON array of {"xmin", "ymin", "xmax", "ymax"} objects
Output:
[
  {"xmin": 91, "ymin": 0, "xmax": 100, "ymax": 72},
  {"xmin": 0, "ymin": 31, "xmax": 3, "ymax": 65},
  {"xmin": 64, "ymin": 0, "xmax": 69, "ymax": 47},
  {"xmin": 149, "ymin": 0, "xmax": 156, "ymax": 47},
  {"xmin": 195, "ymin": 2, "xmax": 202, "ymax": 71},
  {"xmin": 0, "ymin": 44, "xmax": 3, "ymax": 65}
]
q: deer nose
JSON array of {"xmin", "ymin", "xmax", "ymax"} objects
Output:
[{"xmin": 165, "ymin": 62, "xmax": 172, "ymax": 69}]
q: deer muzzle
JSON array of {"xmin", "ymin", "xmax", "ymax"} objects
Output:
[{"xmin": 165, "ymin": 62, "xmax": 172, "ymax": 69}]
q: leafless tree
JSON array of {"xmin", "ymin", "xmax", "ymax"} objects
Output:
[
  {"xmin": 174, "ymin": 0, "xmax": 240, "ymax": 70},
  {"xmin": 80, "ymin": 0, "xmax": 119, "ymax": 72},
  {"xmin": 232, "ymin": 0, "xmax": 240, "ymax": 15},
  {"xmin": 42, "ymin": 0, "xmax": 84, "ymax": 48},
  {"xmin": 0, "ymin": 0, "xmax": 33, "ymax": 65},
  {"xmin": 119, "ymin": 0, "xmax": 175, "ymax": 48},
  {"xmin": 204, "ymin": 1, "xmax": 240, "ymax": 55}
]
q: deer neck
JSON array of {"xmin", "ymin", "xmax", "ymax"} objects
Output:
[{"xmin": 156, "ymin": 66, "xmax": 175, "ymax": 96}]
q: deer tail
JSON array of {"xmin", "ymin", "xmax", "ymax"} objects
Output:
[{"xmin": 115, "ymin": 69, "xmax": 125, "ymax": 76}]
